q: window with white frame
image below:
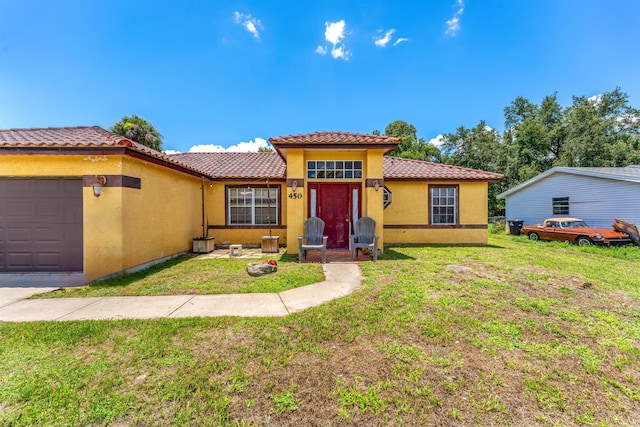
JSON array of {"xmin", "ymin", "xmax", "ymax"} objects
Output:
[
  {"xmin": 307, "ymin": 160, "xmax": 363, "ymax": 179},
  {"xmin": 227, "ymin": 186, "xmax": 278, "ymax": 226},
  {"xmin": 552, "ymin": 197, "xmax": 569, "ymax": 215},
  {"xmin": 430, "ymin": 186, "xmax": 457, "ymax": 225}
]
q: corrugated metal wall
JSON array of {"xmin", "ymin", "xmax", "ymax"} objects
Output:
[{"xmin": 505, "ymin": 173, "xmax": 640, "ymax": 228}]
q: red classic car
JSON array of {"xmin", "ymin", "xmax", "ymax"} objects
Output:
[{"xmin": 520, "ymin": 218, "xmax": 632, "ymax": 246}]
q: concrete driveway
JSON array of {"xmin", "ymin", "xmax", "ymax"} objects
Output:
[{"xmin": 0, "ymin": 287, "xmax": 60, "ymax": 308}]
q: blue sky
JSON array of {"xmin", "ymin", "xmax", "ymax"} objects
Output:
[{"xmin": 2, "ymin": 1, "xmax": 639, "ymax": 153}]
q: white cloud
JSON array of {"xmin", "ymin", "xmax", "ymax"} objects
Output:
[
  {"xmin": 188, "ymin": 137, "xmax": 270, "ymax": 153},
  {"xmin": 163, "ymin": 149, "xmax": 181, "ymax": 155},
  {"xmin": 374, "ymin": 29, "xmax": 409, "ymax": 48},
  {"xmin": 233, "ymin": 11, "xmax": 263, "ymax": 39},
  {"xmin": 331, "ymin": 45, "xmax": 349, "ymax": 60},
  {"xmin": 188, "ymin": 144, "xmax": 227, "ymax": 153},
  {"xmin": 588, "ymin": 94, "xmax": 603, "ymax": 105},
  {"xmin": 428, "ymin": 134, "xmax": 446, "ymax": 148},
  {"xmin": 445, "ymin": 0, "xmax": 465, "ymax": 36},
  {"xmin": 325, "ymin": 20, "xmax": 346, "ymax": 45},
  {"xmin": 317, "ymin": 20, "xmax": 350, "ymax": 61},
  {"xmin": 374, "ymin": 29, "xmax": 395, "ymax": 47},
  {"xmin": 393, "ymin": 37, "xmax": 409, "ymax": 46}
]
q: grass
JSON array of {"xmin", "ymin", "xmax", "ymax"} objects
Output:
[
  {"xmin": 1, "ymin": 234, "xmax": 640, "ymax": 425},
  {"xmin": 37, "ymin": 254, "xmax": 325, "ymax": 298}
]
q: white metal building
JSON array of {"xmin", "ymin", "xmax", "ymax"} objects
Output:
[{"xmin": 497, "ymin": 166, "xmax": 640, "ymax": 228}]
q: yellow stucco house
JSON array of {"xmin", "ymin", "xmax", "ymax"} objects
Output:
[{"xmin": 0, "ymin": 127, "xmax": 502, "ymax": 285}]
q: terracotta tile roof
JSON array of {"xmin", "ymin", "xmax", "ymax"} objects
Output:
[
  {"xmin": 168, "ymin": 152, "xmax": 286, "ymax": 179},
  {"xmin": 0, "ymin": 126, "xmax": 132, "ymax": 147},
  {"xmin": 383, "ymin": 156, "xmax": 504, "ymax": 182},
  {"xmin": 0, "ymin": 126, "xmax": 208, "ymax": 177},
  {"xmin": 269, "ymin": 131, "xmax": 401, "ymax": 148},
  {"xmin": 172, "ymin": 152, "xmax": 501, "ymax": 182},
  {"xmin": 0, "ymin": 127, "xmax": 502, "ymax": 182}
]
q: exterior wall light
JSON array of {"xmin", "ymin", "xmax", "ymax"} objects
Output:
[
  {"xmin": 373, "ymin": 180, "xmax": 380, "ymax": 191},
  {"xmin": 92, "ymin": 176, "xmax": 107, "ymax": 197},
  {"xmin": 291, "ymin": 180, "xmax": 298, "ymax": 192}
]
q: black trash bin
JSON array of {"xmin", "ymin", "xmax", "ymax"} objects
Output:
[{"xmin": 507, "ymin": 219, "xmax": 524, "ymax": 235}]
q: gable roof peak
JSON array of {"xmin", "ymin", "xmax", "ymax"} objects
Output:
[
  {"xmin": 269, "ymin": 131, "xmax": 401, "ymax": 146},
  {"xmin": 497, "ymin": 166, "xmax": 640, "ymax": 199}
]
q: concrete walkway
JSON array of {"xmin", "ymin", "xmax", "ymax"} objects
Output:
[{"xmin": 0, "ymin": 264, "xmax": 362, "ymax": 322}]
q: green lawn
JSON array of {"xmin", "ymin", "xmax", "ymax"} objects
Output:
[
  {"xmin": 1, "ymin": 234, "xmax": 639, "ymax": 426},
  {"xmin": 38, "ymin": 254, "xmax": 325, "ymax": 298}
]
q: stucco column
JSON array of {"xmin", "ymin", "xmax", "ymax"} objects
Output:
[
  {"xmin": 366, "ymin": 149, "xmax": 385, "ymax": 253},
  {"xmin": 84, "ymin": 182, "xmax": 125, "ymax": 282},
  {"xmin": 285, "ymin": 149, "xmax": 305, "ymax": 254}
]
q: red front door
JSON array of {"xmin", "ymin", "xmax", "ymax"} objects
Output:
[{"xmin": 308, "ymin": 183, "xmax": 360, "ymax": 249}]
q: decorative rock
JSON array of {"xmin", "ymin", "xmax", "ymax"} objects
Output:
[
  {"xmin": 246, "ymin": 262, "xmax": 278, "ymax": 277},
  {"xmin": 446, "ymin": 265, "xmax": 472, "ymax": 274}
]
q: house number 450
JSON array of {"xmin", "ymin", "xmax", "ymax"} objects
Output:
[{"xmin": 288, "ymin": 193, "xmax": 302, "ymax": 199}]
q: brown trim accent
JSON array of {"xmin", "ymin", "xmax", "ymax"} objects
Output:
[
  {"xmin": 208, "ymin": 225, "xmax": 286, "ymax": 230},
  {"xmin": 215, "ymin": 178, "xmax": 286, "ymax": 183},
  {"xmin": 286, "ymin": 178, "xmax": 304, "ymax": 188},
  {"xmin": 225, "ymin": 184, "xmax": 280, "ymax": 189},
  {"xmin": 224, "ymin": 184, "xmax": 282, "ymax": 226},
  {"xmin": 384, "ymin": 224, "xmax": 487, "ymax": 229},
  {"xmin": 428, "ymin": 184, "xmax": 460, "ymax": 226},
  {"xmin": 121, "ymin": 176, "xmax": 141, "ymax": 189},
  {"xmin": 365, "ymin": 178, "xmax": 384, "ymax": 188},
  {"xmin": 82, "ymin": 174, "xmax": 141, "ymax": 189}
]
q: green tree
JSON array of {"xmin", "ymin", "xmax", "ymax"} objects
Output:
[
  {"xmin": 561, "ymin": 87, "xmax": 640, "ymax": 167},
  {"xmin": 441, "ymin": 121, "xmax": 506, "ymax": 215},
  {"xmin": 441, "ymin": 121, "xmax": 502, "ymax": 170},
  {"xmin": 434, "ymin": 87, "xmax": 640, "ymax": 216},
  {"xmin": 502, "ymin": 93, "xmax": 565, "ymax": 184},
  {"xmin": 383, "ymin": 120, "xmax": 441, "ymax": 162},
  {"xmin": 385, "ymin": 120, "xmax": 418, "ymax": 155},
  {"xmin": 111, "ymin": 115, "xmax": 163, "ymax": 152}
]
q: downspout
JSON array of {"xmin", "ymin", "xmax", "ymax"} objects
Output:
[
  {"xmin": 267, "ymin": 178, "xmax": 272, "ymax": 238},
  {"xmin": 201, "ymin": 176, "xmax": 206, "ymax": 238}
]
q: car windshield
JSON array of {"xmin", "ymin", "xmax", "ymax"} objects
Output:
[{"xmin": 561, "ymin": 220, "xmax": 588, "ymax": 228}]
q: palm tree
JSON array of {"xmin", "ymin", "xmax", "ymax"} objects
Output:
[{"xmin": 111, "ymin": 115, "xmax": 163, "ymax": 152}]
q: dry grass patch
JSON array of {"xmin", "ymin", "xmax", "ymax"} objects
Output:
[{"xmin": 1, "ymin": 235, "xmax": 639, "ymax": 426}]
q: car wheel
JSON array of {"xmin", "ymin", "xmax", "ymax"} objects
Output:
[
  {"xmin": 576, "ymin": 236, "xmax": 593, "ymax": 246},
  {"xmin": 528, "ymin": 232, "xmax": 540, "ymax": 241}
]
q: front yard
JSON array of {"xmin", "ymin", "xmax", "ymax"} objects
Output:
[
  {"xmin": 38, "ymin": 254, "xmax": 325, "ymax": 298},
  {"xmin": 1, "ymin": 234, "xmax": 639, "ymax": 426}
]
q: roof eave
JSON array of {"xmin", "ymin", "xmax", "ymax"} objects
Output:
[
  {"xmin": 0, "ymin": 145, "xmax": 213, "ymax": 180},
  {"xmin": 497, "ymin": 167, "xmax": 560, "ymax": 199},
  {"xmin": 385, "ymin": 176, "xmax": 503, "ymax": 182},
  {"xmin": 497, "ymin": 167, "xmax": 640, "ymax": 199},
  {"xmin": 272, "ymin": 143, "xmax": 399, "ymax": 154}
]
